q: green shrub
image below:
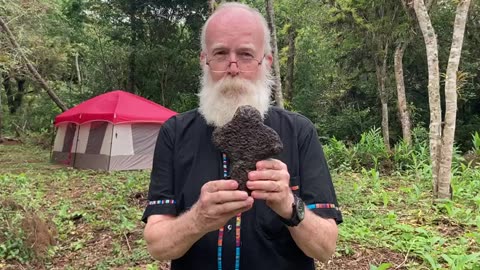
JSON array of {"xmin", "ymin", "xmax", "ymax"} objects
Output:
[
  {"xmin": 0, "ymin": 200, "xmax": 56, "ymax": 264},
  {"xmin": 0, "ymin": 202, "xmax": 33, "ymax": 263},
  {"xmin": 392, "ymin": 139, "xmax": 413, "ymax": 171},
  {"xmin": 472, "ymin": 132, "xmax": 480, "ymax": 156},
  {"xmin": 352, "ymin": 128, "xmax": 391, "ymax": 172},
  {"xmin": 324, "ymin": 128, "xmax": 393, "ymax": 173},
  {"xmin": 0, "ymin": 173, "xmax": 57, "ymax": 265},
  {"xmin": 392, "ymin": 126, "xmax": 431, "ymax": 177},
  {"xmin": 463, "ymin": 132, "xmax": 480, "ymax": 167},
  {"xmin": 23, "ymin": 128, "xmax": 55, "ymax": 149},
  {"xmin": 323, "ymin": 137, "xmax": 354, "ymax": 171},
  {"xmin": 412, "ymin": 126, "xmax": 429, "ymax": 145},
  {"xmin": 324, "ymin": 126, "xmax": 478, "ymax": 180}
]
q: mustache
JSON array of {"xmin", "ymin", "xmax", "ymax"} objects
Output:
[{"xmin": 218, "ymin": 77, "xmax": 252, "ymax": 96}]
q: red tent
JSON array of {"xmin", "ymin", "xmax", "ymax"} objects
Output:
[
  {"xmin": 54, "ymin": 90, "xmax": 177, "ymax": 126},
  {"xmin": 52, "ymin": 90, "xmax": 177, "ymax": 171}
]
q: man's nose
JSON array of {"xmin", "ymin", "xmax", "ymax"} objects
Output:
[{"xmin": 227, "ymin": 54, "xmax": 240, "ymax": 76}]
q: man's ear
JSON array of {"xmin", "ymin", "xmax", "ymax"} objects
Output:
[
  {"xmin": 200, "ymin": 51, "xmax": 206, "ymax": 63},
  {"xmin": 265, "ymin": 53, "xmax": 273, "ymax": 68}
]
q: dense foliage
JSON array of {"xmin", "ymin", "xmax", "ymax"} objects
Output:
[{"xmin": 0, "ymin": 0, "xmax": 479, "ymax": 150}]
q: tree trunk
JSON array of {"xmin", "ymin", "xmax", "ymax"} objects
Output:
[
  {"xmin": 265, "ymin": 0, "xmax": 284, "ymax": 108},
  {"xmin": 12, "ymin": 76, "xmax": 26, "ymax": 114},
  {"xmin": 0, "ymin": 74, "xmax": 6, "ymax": 141},
  {"xmin": 127, "ymin": 8, "xmax": 138, "ymax": 94},
  {"xmin": 4, "ymin": 74, "xmax": 13, "ymax": 113},
  {"xmin": 127, "ymin": 49, "xmax": 136, "ymax": 93},
  {"xmin": 437, "ymin": 0, "xmax": 471, "ymax": 199},
  {"xmin": 75, "ymin": 52, "xmax": 82, "ymax": 93},
  {"xmin": 0, "ymin": 16, "xmax": 68, "ymax": 112},
  {"xmin": 394, "ymin": 42, "xmax": 412, "ymax": 145},
  {"xmin": 375, "ymin": 41, "xmax": 391, "ymax": 151},
  {"xmin": 0, "ymin": 94, "xmax": 2, "ymax": 141},
  {"xmin": 284, "ymin": 24, "xmax": 296, "ymax": 102},
  {"xmin": 413, "ymin": 0, "xmax": 441, "ymax": 197},
  {"xmin": 3, "ymin": 73, "xmax": 25, "ymax": 114}
]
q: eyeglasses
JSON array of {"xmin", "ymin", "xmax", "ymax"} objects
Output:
[{"xmin": 206, "ymin": 54, "xmax": 264, "ymax": 72}]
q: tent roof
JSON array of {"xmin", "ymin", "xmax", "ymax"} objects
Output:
[{"xmin": 54, "ymin": 90, "xmax": 177, "ymax": 126}]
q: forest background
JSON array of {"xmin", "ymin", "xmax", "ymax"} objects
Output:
[{"xmin": 0, "ymin": 0, "xmax": 478, "ymax": 151}]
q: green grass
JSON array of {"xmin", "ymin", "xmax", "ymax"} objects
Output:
[
  {"xmin": 0, "ymin": 144, "xmax": 162, "ymax": 269},
  {"xmin": 334, "ymin": 167, "xmax": 480, "ymax": 270},
  {"xmin": 1, "ymin": 143, "xmax": 479, "ymax": 269}
]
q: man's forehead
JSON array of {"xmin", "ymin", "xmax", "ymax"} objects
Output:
[
  {"xmin": 206, "ymin": 11, "xmax": 263, "ymax": 51},
  {"xmin": 210, "ymin": 7, "xmax": 257, "ymax": 25},
  {"xmin": 206, "ymin": 8, "xmax": 263, "ymax": 36}
]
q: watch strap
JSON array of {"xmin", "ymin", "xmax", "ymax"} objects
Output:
[{"xmin": 279, "ymin": 195, "xmax": 304, "ymax": 227}]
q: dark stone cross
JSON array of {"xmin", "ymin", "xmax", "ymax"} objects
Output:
[{"xmin": 212, "ymin": 105, "xmax": 284, "ymax": 193}]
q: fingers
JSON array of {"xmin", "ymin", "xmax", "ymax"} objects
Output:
[
  {"xmin": 210, "ymin": 190, "xmax": 249, "ymax": 204},
  {"xmin": 249, "ymin": 159, "xmax": 289, "ymax": 182},
  {"xmin": 210, "ymin": 197, "xmax": 254, "ymax": 215},
  {"xmin": 255, "ymin": 159, "xmax": 287, "ymax": 171},
  {"xmin": 247, "ymin": 159, "xmax": 290, "ymax": 195},
  {"xmin": 201, "ymin": 180, "xmax": 249, "ymax": 203},
  {"xmin": 247, "ymin": 179, "xmax": 282, "ymax": 192},
  {"xmin": 196, "ymin": 196, "xmax": 253, "ymax": 220},
  {"xmin": 247, "ymin": 159, "xmax": 291, "ymax": 216},
  {"xmin": 250, "ymin": 190, "xmax": 277, "ymax": 201},
  {"xmin": 199, "ymin": 180, "xmax": 250, "ymax": 212},
  {"xmin": 195, "ymin": 180, "xmax": 253, "ymax": 232},
  {"xmin": 248, "ymin": 168, "xmax": 290, "ymax": 182},
  {"xmin": 202, "ymin": 179, "xmax": 238, "ymax": 193}
]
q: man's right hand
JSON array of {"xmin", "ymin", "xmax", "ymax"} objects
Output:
[{"xmin": 191, "ymin": 180, "xmax": 253, "ymax": 233}]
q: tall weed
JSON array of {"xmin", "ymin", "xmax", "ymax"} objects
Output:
[
  {"xmin": 472, "ymin": 132, "xmax": 480, "ymax": 156},
  {"xmin": 464, "ymin": 132, "xmax": 480, "ymax": 167},
  {"xmin": 352, "ymin": 128, "xmax": 391, "ymax": 172},
  {"xmin": 323, "ymin": 137, "xmax": 354, "ymax": 171},
  {"xmin": 392, "ymin": 139, "xmax": 413, "ymax": 171}
]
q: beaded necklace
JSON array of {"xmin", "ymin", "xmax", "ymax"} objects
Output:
[{"xmin": 217, "ymin": 153, "xmax": 241, "ymax": 270}]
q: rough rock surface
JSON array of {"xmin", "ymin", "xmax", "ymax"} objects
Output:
[{"xmin": 212, "ymin": 105, "xmax": 283, "ymax": 193}]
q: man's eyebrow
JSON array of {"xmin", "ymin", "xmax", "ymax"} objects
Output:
[
  {"xmin": 237, "ymin": 44, "xmax": 255, "ymax": 51},
  {"xmin": 211, "ymin": 43, "xmax": 227, "ymax": 51},
  {"xmin": 210, "ymin": 44, "xmax": 256, "ymax": 52}
]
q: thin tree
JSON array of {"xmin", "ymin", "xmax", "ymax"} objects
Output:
[
  {"xmin": 0, "ymin": 16, "xmax": 68, "ymax": 112},
  {"xmin": 414, "ymin": 0, "xmax": 472, "ymax": 199},
  {"xmin": 284, "ymin": 23, "xmax": 297, "ymax": 102},
  {"xmin": 395, "ymin": 0, "xmax": 419, "ymax": 145},
  {"xmin": 394, "ymin": 41, "xmax": 412, "ymax": 145},
  {"xmin": 0, "ymin": 76, "xmax": 3, "ymax": 142},
  {"xmin": 265, "ymin": 0, "xmax": 284, "ymax": 108},
  {"xmin": 375, "ymin": 40, "xmax": 391, "ymax": 151},
  {"xmin": 75, "ymin": 52, "xmax": 82, "ymax": 93}
]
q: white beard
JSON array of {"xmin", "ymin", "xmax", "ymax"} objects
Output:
[{"xmin": 198, "ymin": 64, "xmax": 273, "ymax": 127}]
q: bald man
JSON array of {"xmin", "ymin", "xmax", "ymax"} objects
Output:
[{"xmin": 142, "ymin": 3, "xmax": 342, "ymax": 270}]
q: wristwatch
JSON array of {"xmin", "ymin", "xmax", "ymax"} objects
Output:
[{"xmin": 279, "ymin": 194, "xmax": 305, "ymax": 227}]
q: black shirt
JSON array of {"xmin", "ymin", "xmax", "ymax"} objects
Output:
[{"xmin": 142, "ymin": 107, "xmax": 343, "ymax": 270}]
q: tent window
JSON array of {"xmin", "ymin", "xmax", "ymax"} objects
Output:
[
  {"xmin": 132, "ymin": 124, "xmax": 160, "ymax": 155},
  {"xmin": 62, "ymin": 123, "xmax": 77, "ymax": 152},
  {"xmin": 85, "ymin": 122, "xmax": 108, "ymax": 154}
]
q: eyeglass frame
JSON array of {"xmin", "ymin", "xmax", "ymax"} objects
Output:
[{"xmin": 205, "ymin": 54, "xmax": 265, "ymax": 73}]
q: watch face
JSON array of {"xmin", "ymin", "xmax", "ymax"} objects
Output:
[{"xmin": 296, "ymin": 196, "xmax": 306, "ymax": 221}]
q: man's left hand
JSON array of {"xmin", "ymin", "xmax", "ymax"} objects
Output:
[{"xmin": 247, "ymin": 159, "xmax": 294, "ymax": 219}]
